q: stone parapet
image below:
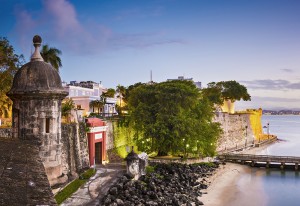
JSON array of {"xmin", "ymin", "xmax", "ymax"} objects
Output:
[{"xmin": 0, "ymin": 128, "xmax": 12, "ymax": 139}]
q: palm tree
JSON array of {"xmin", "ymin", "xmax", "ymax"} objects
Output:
[
  {"xmin": 89, "ymin": 100, "xmax": 104, "ymax": 115},
  {"xmin": 40, "ymin": 44, "xmax": 62, "ymax": 71},
  {"xmin": 62, "ymin": 99, "xmax": 75, "ymax": 122},
  {"xmin": 116, "ymin": 85, "xmax": 126, "ymax": 115}
]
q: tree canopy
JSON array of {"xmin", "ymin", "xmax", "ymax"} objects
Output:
[
  {"xmin": 127, "ymin": 80, "xmax": 221, "ymax": 157},
  {"xmin": 62, "ymin": 99, "xmax": 75, "ymax": 122},
  {"xmin": 102, "ymin": 88, "xmax": 116, "ymax": 98},
  {"xmin": 201, "ymin": 80, "xmax": 251, "ymax": 105},
  {"xmin": 0, "ymin": 37, "xmax": 24, "ymax": 118},
  {"xmin": 40, "ymin": 44, "xmax": 62, "ymax": 71}
]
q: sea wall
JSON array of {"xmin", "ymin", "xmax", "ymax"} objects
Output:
[{"xmin": 214, "ymin": 109, "xmax": 263, "ymax": 151}]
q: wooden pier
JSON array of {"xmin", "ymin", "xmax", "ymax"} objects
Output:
[{"xmin": 218, "ymin": 153, "xmax": 300, "ymax": 170}]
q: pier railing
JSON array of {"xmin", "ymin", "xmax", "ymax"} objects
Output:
[{"xmin": 217, "ymin": 153, "xmax": 300, "ymax": 170}]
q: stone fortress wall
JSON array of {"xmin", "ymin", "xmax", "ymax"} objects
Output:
[
  {"xmin": 0, "ymin": 108, "xmax": 263, "ymax": 185},
  {"xmin": 215, "ymin": 109, "xmax": 263, "ymax": 151},
  {"xmin": 0, "ymin": 123, "xmax": 90, "ymax": 185}
]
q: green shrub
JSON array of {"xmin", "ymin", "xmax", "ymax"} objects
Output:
[
  {"xmin": 193, "ymin": 162, "xmax": 216, "ymax": 167},
  {"xmin": 80, "ymin": 168, "xmax": 96, "ymax": 179},
  {"xmin": 145, "ymin": 165, "xmax": 155, "ymax": 174},
  {"xmin": 55, "ymin": 169, "xmax": 96, "ymax": 204}
]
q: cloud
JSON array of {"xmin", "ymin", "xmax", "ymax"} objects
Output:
[
  {"xmin": 14, "ymin": 8, "xmax": 37, "ymax": 51},
  {"xmin": 111, "ymin": 32, "xmax": 186, "ymax": 49},
  {"xmin": 114, "ymin": 6, "xmax": 163, "ymax": 20},
  {"xmin": 240, "ymin": 79, "xmax": 300, "ymax": 90},
  {"xmin": 14, "ymin": 0, "xmax": 183, "ymax": 55},
  {"xmin": 281, "ymin": 68, "xmax": 294, "ymax": 73}
]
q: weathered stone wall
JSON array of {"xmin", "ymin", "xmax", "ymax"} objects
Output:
[
  {"xmin": 61, "ymin": 123, "xmax": 90, "ymax": 178},
  {"xmin": 0, "ymin": 123, "xmax": 90, "ymax": 184},
  {"xmin": 106, "ymin": 120, "xmax": 114, "ymax": 150},
  {"xmin": 214, "ymin": 109, "xmax": 262, "ymax": 151},
  {"xmin": 0, "ymin": 128, "xmax": 12, "ymax": 139}
]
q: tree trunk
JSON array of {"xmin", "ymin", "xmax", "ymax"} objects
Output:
[{"xmin": 157, "ymin": 150, "xmax": 168, "ymax": 156}]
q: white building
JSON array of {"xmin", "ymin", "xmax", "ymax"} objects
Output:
[
  {"xmin": 167, "ymin": 76, "xmax": 202, "ymax": 89},
  {"xmin": 63, "ymin": 81, "xmax": 118, "ymax": 117}
]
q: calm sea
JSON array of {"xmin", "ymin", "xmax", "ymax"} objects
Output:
[{"xmin": 230, "ymin": 115, "xmax": 300, "ymax": 206}]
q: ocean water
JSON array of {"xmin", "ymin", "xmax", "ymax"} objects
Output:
[{"xmin": 231, "ymin": 115, "xmax": 300, "ymax": 206}]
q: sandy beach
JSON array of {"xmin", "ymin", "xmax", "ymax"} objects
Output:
[{"xmin": 200, "ymin": 144, "xmax": 274, "ymax": 206}]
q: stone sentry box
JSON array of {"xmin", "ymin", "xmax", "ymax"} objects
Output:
[
  {"xmin": 125, "ymin": 148, "xmax": 148, "ymax": 180},
  {"xmin": 7, "ymin": 35, "xmax": 68, "ymax": 186}
]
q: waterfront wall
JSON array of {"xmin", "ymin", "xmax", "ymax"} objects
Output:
[{"xmin": 215, "ymin": 109, "xmax": 263, "ymax": 151}]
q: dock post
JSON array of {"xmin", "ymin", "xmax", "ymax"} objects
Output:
[
  {"xmin": 251, "ymin": 161, "xmax": 255, "ymax": 167},
  {"xmin": 266, "ymin": 161, "xmax": 269, "ymax": 168},
  {"xmin": 295, "ymin": 163, "xmax": 298, "ymax": 171},
  {"xmin": 280, "ymin": 163, "xmax": 285, "ymax": 170}
]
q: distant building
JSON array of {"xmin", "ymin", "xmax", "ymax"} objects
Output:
[
  {"xmin": 63, "ymin": 81, "xmax": 118, "ymax": 117},
  {"xmin": 167, "ymin": 76, "xmax": 202, "ymax": 89}
]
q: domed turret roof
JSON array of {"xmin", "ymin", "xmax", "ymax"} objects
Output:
[{"xmin": 7, "ymin": 35, "xmax": 67, "ymax": 98}]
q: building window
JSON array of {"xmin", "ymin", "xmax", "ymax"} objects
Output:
[{"xmin": 45, "ymin": 118, "xmax": 50, "ymax": 133}]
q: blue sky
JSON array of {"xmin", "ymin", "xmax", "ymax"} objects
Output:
[{"xmin": 1, "ymin": 0, "xmax": 300, "ymax": 110}]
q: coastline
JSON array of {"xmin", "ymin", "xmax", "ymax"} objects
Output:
[{"xmin": 200, "ymin": 143, "xmax": 274, "ymax": 206}]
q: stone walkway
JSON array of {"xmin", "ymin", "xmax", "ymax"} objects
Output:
[
  {"xmin": 0, "ymin": 139, "xmax": 56, "ymax": 205},
  {"xmin": 61, "ymin": 163, "xmax": 126, "ymax": 206}
]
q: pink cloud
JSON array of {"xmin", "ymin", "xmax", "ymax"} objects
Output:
[
  {"xmin": 14, "ymin": 8, "xmax": 37, "ymax": 52},
  {"xmin": 43, "ymin": 0, "xmax": 82, "ymax": 37},
  {"xmin": 14, "ymin": 0, "xmax": 183, "ymax": 55}
]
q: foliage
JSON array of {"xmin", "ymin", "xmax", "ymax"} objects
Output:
[
  {"xmin": 40, "ymin": 44, "xmax": 62, "ymax": 71},
  {"xmin": 0, "ymin": 95, "xmax": 12, "ymax": 118},
  {"xmin": 122, "ymin": 82, "xmax": 144, "ymax": 104},
  {"xmin": 192, "ymin": 162, "xmax": 217, "ymax": 167},
  {"xmin": 116, "ymin": 84, "xmax": 126, "ymax": 114},
  {"xmin": 62, "ymin": 99, "xmax": 75, "ymax": 122},
  {"xmin": 127, "ymin": 80, "xmax": 222, "ymax": 157},
  {"xmin": 89, "ymin": 100, "xmax": 104, "ymax": 114},
  {"xmin": 102, "ymin": 88, "xmax": 116, "ymax": 98},
  {"xmin": 55, "ymin": 168, "xmax": 96, "ymax": 204},
  {"xmin": 145, "ymin": 165, "xmax": 155, "ymax": 174},
  {"xmin": 0, "ymin": 37, "xmax": 24, "ymax": 118},
  {"xmin": 201, "ymin": 80, "xmax": 251, "ymax": 105},
  {"xmin": 79, "ymin": 168, "xmax": 96, "ymax": 179},
  {"xmin": 113, "ymin": 121, "xmax": 135, "ymax": 158}
]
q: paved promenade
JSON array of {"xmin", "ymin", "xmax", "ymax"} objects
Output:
[
  {"xmin": 0, "ymin": 139, "xmax": 56, "ymax": 205},
  {"xmin": 61, "ymin": 163, "xmax": 126, "ymax": 206}
]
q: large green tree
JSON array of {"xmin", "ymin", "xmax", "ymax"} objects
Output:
[
  {"xmin": 40, "ymin": 44, "xmax": 62, "ymax": 71},
  {"xmin": 202, "ymin": 80, "xmax": 251, "ymax": 106},
  {"xmin": 128, "ymin": 80, "xmax": 221, "ymax": 157},
  {"xmin": 0, "ymin": 37, "xmax": 24, "ymax": 118}
]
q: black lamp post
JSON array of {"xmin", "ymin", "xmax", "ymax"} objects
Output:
[
  {"xmin": 267, "ymin": 122, "xmax": 270, "ymax": 139},
  {"xmin": 245, "ymin": 125, "xmax": 248, "ymax": 147}
]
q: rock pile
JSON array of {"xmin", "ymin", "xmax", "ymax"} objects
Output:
[{"xmin": 101, "ymin": 162, "xmax": 219, "ymax": 206}]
